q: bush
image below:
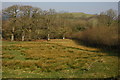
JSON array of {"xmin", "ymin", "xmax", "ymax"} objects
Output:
[{"xmin": 74, "ymin": 26, "xmax": 118, "ymax": 47}]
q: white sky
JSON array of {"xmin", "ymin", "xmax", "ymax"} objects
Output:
[
  {"xmin": 1, "ymin": 0, "xmax": 120, "ymax": 2},
  {"xmin": 0, "ymin": 0, "xmax": 119, "ymax": 14}
]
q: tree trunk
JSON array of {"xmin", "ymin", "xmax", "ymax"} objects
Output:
[
  {"xmin": 0, "ymin": 34, "xmax": 2, "ymax": 40},
  {"xmin": 28, "ymin": 29, "xmax": 31, "ymax": 41},
  {"xmin": 11, "ymin": 27, "xmax": 15, "ymax": 41},
  {"xmin": 11, "ymin": 34, "xmax": 14, "ymax": 41},
  {"xmin": 22, "ymin": 35, "xmax": 25, "ymax": 41},
  {"xmin": 47, "ymin": 34, "xmax": 50, "ymax": 41},
  {"xmin": 63, "ymin": 36, "xmax": 65, "ymax": 39},
  {"xmin": 22, "ymin": 31, "xmax": 25, "ymax": 41},
  {"xmin": 63, "ymin": 34, "xmax": 65, "ymax": 39}
]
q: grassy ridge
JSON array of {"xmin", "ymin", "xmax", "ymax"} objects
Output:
[
  {"xmin": 70, "ymin": 12, "xmax": 95, "ymax": 18},
  {"xmin": 2, "ymin": 39, "xmax": 118, "ymax": 78}
]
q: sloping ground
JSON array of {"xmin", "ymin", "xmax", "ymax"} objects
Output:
[
  {"xmin": 49, "ymin": 39, "xmax": 100, "ymax": 51},
  {"xmin": 70, "ymin": 12, "xmax": 95, "ymax": 18},
  {"xmin": 2, "ymin": 39, "xmax": 119, "ymax": 78}
]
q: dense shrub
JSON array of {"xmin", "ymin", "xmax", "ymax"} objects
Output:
[{"xmin": 74, "ymin": 26, "xmax": 118, "ymax": 47}]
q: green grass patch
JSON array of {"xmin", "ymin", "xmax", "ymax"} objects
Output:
[{"xmin": 2, "ymin": 39, "xmax": 119, "ymax": 78}]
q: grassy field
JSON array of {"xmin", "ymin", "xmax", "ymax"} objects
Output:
[{"xmin": 2, "ymin": 39, "xmax": 119, "ymax": 78}]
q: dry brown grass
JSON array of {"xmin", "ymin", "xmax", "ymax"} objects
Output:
[{"xmin": 49, "ymin": 39, "xmax": 100, "ymax": 51}]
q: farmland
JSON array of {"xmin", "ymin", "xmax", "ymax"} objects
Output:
[{"xmin": 2, "ymin": 39, "xmax": 119, "ymax": 78}]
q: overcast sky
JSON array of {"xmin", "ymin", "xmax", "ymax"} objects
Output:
[
  {"xmin": 1, "ymin": 0, "xmax": 119, "ymax": 2},
  {"xmin": 2, "ymin": 2, "xmax": 118, "ymax": 14}
]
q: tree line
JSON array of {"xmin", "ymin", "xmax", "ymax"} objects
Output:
[
  {"xmin": 2, "ymin": 5, "xmax": 119, "ymax": 46},
  {"xmin": 2, "ymin": 5, "xmax": 74, "ymax": 41}
]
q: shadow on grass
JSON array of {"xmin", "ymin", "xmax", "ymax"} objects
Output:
[{"xmin": 72, "ymin": 39, "xmax": 120, "ymax": 57}]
